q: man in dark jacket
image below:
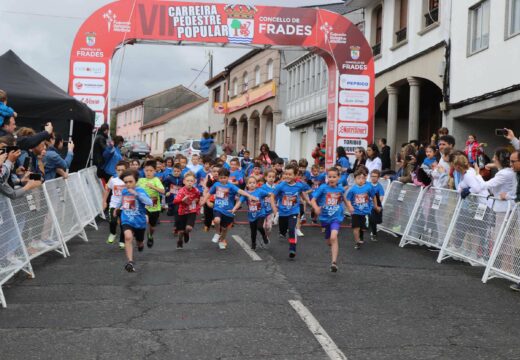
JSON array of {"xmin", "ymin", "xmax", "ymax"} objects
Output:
[
  {"xmin": 0, "ymin": 116, "xmax": 53, "ymax": 151},
  {"xmin": 93, "ymin": 123, "xmax": 109, "ymax": 179},
  {"xmin": 378, "ymin": 138, "xmax": 391, "ymax": 170}
]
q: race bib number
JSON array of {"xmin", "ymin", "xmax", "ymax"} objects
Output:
[
  {"xmin": 170, "ymin": 185, "xmax": 180, "ymax": 195},
  {"xmin": 282, "ymin": 195, "xmax": 297, "ymax": 207},
  {"xmin": 216, "ymin": 186, "xmax": 228, "ymax": 199},
  {"xmin": 326, "ymin": 193, "xmax": 341, "ymax": 206},
  {"xmin": 189, "ymin": 200, "xmax": 197, "ymax": 211},
  {"xmin": 432, "ymin": 195, "xmax": 442, "ymax": 210},
  {"xmin": 113, "ymin": 185, "xmax": 124, "ymax": 197},
  {"xmin": 249, "ymin": 199, "xmax": 262, "ymax": 212},
  {"xmin": 397, "ymin": 190, "xmax": 406, "ymax": 202},
  {"xmin": 474, "ymin": 203, "xmax": 487, "ymax": 221},
  {"xmin": 122, "ymin": 195, "xmax": 136, "ymax": 210},
  {"xmin": 354, "ymin": 193, "xmax": 368, "ymax": 205},
  {"xmin": 26, "ymin": 194, "xmax": 37, "ymax": 211},
  {"xmin": 56, "ymin": 187, "xmax": 65, "ymax": 202}
]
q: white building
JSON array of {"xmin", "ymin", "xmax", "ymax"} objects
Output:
[
  {"xmin": 446, "ymin": 0, "xmax": 520, "ymax": 150},
  {"xmin": 115, "ymin": 102, "xmax": 145, "ymax": 142},
  {"xmin": 205, "ymin": 71, "xmax": 227, "ymax": 145},
  {"xmin": 140, "ymin": 99, "xmax": 208, "ymax": 156}
]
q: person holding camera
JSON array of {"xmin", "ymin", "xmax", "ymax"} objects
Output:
[{"xmin": 43, "ymin": 134, "xmax": 74, "ymax": 181}]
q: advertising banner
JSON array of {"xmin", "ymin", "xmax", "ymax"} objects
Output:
[{"xmin": 69, "ymin": 0, "xmax": 374, "ymax": 166}]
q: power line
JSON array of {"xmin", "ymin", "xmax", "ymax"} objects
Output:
[
  {"xmin": 187, "ymin": 60, "xmax": 210, "ymax": 90},
  {"xmin": 0, "ymin": 9, "xmax": 85, "ymax": 20}
]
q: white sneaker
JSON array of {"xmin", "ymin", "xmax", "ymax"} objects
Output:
[
  {"xmin": 272, "ymin": 213, "xmax": 279, "ymax": 225},
  {"xmin": 107, "ymin": 234, "xmax": 116, "ymax": 244},
  {"xmin": 296, "ymin": 229, "xmax": 304, "ymax": 237},
  {"xmin": 212, "ymin": 234, "xmax": 220, "ymax": 243}
]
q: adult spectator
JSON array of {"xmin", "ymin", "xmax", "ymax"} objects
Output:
[
  {"xmin": 203, "ymin": 135, "xmax": 217, "ymax": 160},
  {"xmin": 507, "ymin": 151, "xmax": 520, "ymax": 292},
  {"xmin": 378, "ymin": 138, "xmax": 391, "ymax": 170},
  {"xmin": 438, "ymin": 135, "xmax": 455, "ymax": 153},
  {"xmin": 43, "ymin": 134, "xmax": 74, "ymax": 181},
  {"xmin": 93, "ymin": 123, "xmax": 109, "ymax": 178},
  {"xmin": 102, "ymin": 135, "xmax": 124, "ymax": 180},
  {"xmin": 222, "ymin": 137, "xmax": 234, "ymax": 156},
  {"xmin": 505, "ymin": 129, "xmax": 520, "ymax": 151},
  {"xmin": 431, "ymin": 127, "xmax": 449, "ymax": 147},
  {"xmin": 312, "ymin": 136, "xmax": 326, "ymax": 166},
  {"xmin": 366, "ymin": 144, "xmax": 382, "ymax": 174},
  {"xmin": 335, "ymin": 146, "xmax": 350, "ymax": 174},
  {"xmin": 0, "ymin": 116, "xmax": 53, "ymax": 151},
  {"xmin": 398, "ymin": 147, "xmax": 417, "ymax": 184},
  {"xmin": 347, "ymin": 147, "xmax": 367, "ymax": 174},
  {"xmin": 258, "ymin": 143, "xmax": 278, "ymax": 166}
]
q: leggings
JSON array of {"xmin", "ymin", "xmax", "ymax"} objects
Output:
[
  {"xmin": 279, "ymin": 215, "xmax": 298, "ymax": 245},
  {"xmin": 249, "ymin": 217, "xmax": 268, "ymax": 246},
  {"xmin": 108, "ymin": 208, "xmax": 124, "ymax": 243},
  {"xmin": 204, "ymin": 204, "xmax": 214, "ymax": 228}
]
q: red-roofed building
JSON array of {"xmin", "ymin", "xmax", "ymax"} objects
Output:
[{"xmin": 140, "ymin": 98, "xmax": 208, "ymax": 156}]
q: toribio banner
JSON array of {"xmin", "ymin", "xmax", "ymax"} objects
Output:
[{"xmin": 69, "ymin": 1, "xmax": 375, "ymax": 167}]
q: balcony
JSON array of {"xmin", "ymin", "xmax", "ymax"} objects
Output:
[
  {"xmin": 395, "ymin": 27, "xmax": 407, "ymax": 43},
  {"xmin": 424, "ymin": 7, "xmax": 439, "ymax": 27},
  {"xmin": 372, "ymin": 43, "xmax": 381, "ymax": 57}
]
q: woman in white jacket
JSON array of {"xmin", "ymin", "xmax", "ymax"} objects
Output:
[{"xmin": 365, "ymin": 144, "xmax": 382, "ymax": 175}]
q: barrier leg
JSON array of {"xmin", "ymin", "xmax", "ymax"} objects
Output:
[
  {"xmin": 437, "ymin": 198, "xmax": 463, "ymax": 264},
  {"xmin": 0, "ymin": 289, "xmax": 6, "ymax": 308}
]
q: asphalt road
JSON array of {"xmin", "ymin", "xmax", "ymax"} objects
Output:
[{"xmin": 1, "ymin": 211, "xmax": 520, "ymax": 360}]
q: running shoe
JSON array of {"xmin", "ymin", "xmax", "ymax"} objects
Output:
[
  {"xmin": 137, "ymin": 242, "xmax": 144, "ymax": 252},
  {"xmin": 177, "ymin": 239, "xmax": 184, "ymax": 249},
  {"xmin": 279, "ymin": 234, "xmax": 286, "ymax": 242},
  {"xmin": 510, "ymin": 283, "xmax": 520, "ymax": 292},
  {"xmin": 107, "ymin": 234, "xmax": 116, "ymax": 244},
  {"xmin": 301, "ymin": 214, "xmax": 307, "ymax": 224},
  {"xmin": 218, "ymin": 240, "xmax": 228, "ymax": 250},
  {"xmin": 147, "ymin": 234, "xmax": 154, "ymax": 248},
  {"xmin": 184, "ymin": 233, "xmax": 190, "ymax": 244},
  {"xmin": 354, "ymin": 242, "xmax": 362, "ymax": 250},
  {"xmin": 370, "ymin": 234, "xmax": 378, "ymax": 242},
  {"xmin": 263, "ymin": 237, "xmax": 270, "ymax": 246},
  {"xmin": 251, "ymin": 243, "xmax": 257, "ymax": 251},
  {"xmin": 257, "ymin": 240, "xmax": 264, "ymax": 249},
  {"xmin": 289, "ymin": 244, "xmax": 296, "ymax": 259},
  {"xmin": 212, "ymin": 234, "xmax": 220, "ymax": 243},
  {"xmin": 124, "ymin": 261, "xmax": 136, "ymax": 272},
  {"xmin": 296, "ymin": 228, "xmax": 304, "ymax": 237},
  {"xmin": 330, "ymin": 262, "xmax": 338, "ymax": 273},
  {"xmin": 119, "ymin": 242, "xmax": 125, "ymax": 250}
]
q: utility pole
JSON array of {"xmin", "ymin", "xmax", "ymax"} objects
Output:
[{"xmin": 208, "ymin": 50, "xmax": 213, "ymax": 79}]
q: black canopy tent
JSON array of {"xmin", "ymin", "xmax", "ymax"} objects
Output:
[{"xmin": 0, "ymin": 50, "xmax": 95, "ymax": 171}]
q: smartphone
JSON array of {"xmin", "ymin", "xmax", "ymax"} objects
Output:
[
  {"xmin": 29, "ymin": 173, "xmax": 42, "ymax": 181},
  {"xmin": 4, "ymin": 145, "xmax": 19, "ymax": 153},
  {"xmin": 23, "ymin": 157, "xmax": 31, "ymax": 170},
  {"xmin": 495, "ymin": 129, "xmax": 508, "ymax": 136}
]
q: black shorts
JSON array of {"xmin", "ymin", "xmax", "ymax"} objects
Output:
[
  {"xmin": 299, "ymin": 204, "xmax": 305, "ymax": 216},
  {"xmin": 351, "ymin": 214, "xmax": 367, "ymax": 229},
  {"xmin": 121, "ymin": 224, "xmax": 145, "ymax": 242},
  {"xmin": 213, "ymin": 211, "xmax": 234, "ymax": 228},
  {"xmin": 176, "ymin": 213, "xmax": 197, "ymax": 231},
  {"xmin": 146, "ymin": 210, "xmax": 160, "ymax": 227}
]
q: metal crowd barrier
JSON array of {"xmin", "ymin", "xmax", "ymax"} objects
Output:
[
  {"xmin": 67, "ymin": 173, "xmax": 98, "ymax": 230},
  {"xmin": 379, "ymin": 182, "xmax": 424, "ymax": 236}
]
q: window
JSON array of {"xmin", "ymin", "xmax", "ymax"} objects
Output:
[
  {"xmin": 316, "ymin": 58, "xmax": 322, "ymax": 91},
  {"xmin": 424, "ymin": 0, "xmax": 439, "ymax": 27},
  {"xmin": 143, "ymin": 134, "xmax": 147, "ymax": 144},
  {"xmin": 288, "ymin": 69, "xmax": 293, "ymax": 101},
  {"xmin": 302, "ymin": 62, "xmax": 307, "ymax": 96},
  {"xmin": 242, "ymin": 72, "xmax": 249, "ymax": 92},
  {"xmin": 156, "ymin": 131, "xmax": 159, "ymax": 150},
  {"xmin": 213, "ymin": 86, "xmax": 221, "ymax": 103},
  {"xmin": 508, "ymin": 0, "xmax": 520, "ymax": 38},
  {"xmin": 232, "ymin": 78, "xmax": 238, "ymax": 96},
  {"xmin": 310, "ymin": 56, "xmax": 316, "ymax": 93},
  {"xmin": 395, "ymin": 0, "xmax": 408, "ymax": 43},
  {"xmin": 468, "ymin": 1, "xmax": 490, "ymax": 55},
  {"xmin": 267, "ymin": 59, "xmax": 274, "ymax": 80},
  {"xmin": 372, "ymin": 5, "xmax": 383, "ymax": 56},
  {"xmin": 254, "ymin": 66, "xmax": 261, "ymax": 86}
]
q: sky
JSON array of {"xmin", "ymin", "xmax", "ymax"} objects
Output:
[{"xmin": 0, "ymin": 0, "xmax": 343, "ymax": 106}]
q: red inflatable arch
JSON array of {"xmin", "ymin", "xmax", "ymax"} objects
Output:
[{"xmin": 68, "ymin": 1, "xmax": 374, "ymax": 166}]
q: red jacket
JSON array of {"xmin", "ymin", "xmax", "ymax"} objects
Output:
[
  {"xmin": 464, "ymin": 140, "xmax": 480, "ymax": 162},
  {"xmin": 173, "ymin": 186, "xmax": 201, "ymax": 215}
]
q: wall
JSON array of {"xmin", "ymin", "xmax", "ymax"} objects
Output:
[
  {"xmin": 142, "ymin": 124, "xmax": 165, "ymax": 156},
  {"xmin": 288, "ymin": 121, "xmax": 326, "ymax": 162},
  {"xmin": 116, "ymin": 104, "xmax": 144, "ymax": 141},
  {"xmin": 164, "ymin": 102, "xmax": 209, "ymax": 145},
  {"xmin": 450, "ymin": 0, "xmax": 520, "ymax": 103},
  {"xmin": 207, "ymin": 80, "xmax": 226, "ymax": 142}
]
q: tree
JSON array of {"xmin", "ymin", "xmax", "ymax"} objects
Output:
[{"xmin": 231, "ymin": 19, "xmax": 241, "ymax": 36}]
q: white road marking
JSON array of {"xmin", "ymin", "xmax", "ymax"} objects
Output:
[
  {"xmin": 232, "ymin": 235, "xmax": 262, "ymax": 261},
  {"xmin": 289, "ymin": 300, "xmax": 348, "ymax": 360}
]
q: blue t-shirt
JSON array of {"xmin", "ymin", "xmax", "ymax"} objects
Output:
[
  {"xmin": 229, "ymin": 169, "xmax": 244, "ymax": 185},
  {"xmin": 240, "ymin": 188, "xmax": 270, "ymax": 222},
  {"xmin": 300, "ymin": 170, "xmax": 311, "ymax": 183},
  {"xmin": 346, "ymin": 183, "xmax": 376, "ymax": 216},
  {"xmin": 371, "ymin": 181, "xmax": 385, "ymax": 207},
  {"xmin": 162, "ymin": 174, "xmax": 183, "ymax": 202},
  {"xmin": 309, "ymin": 173, "xmax": 326, "ymax": 199},
  {"xmin": 222, "ymin": 162, "xmax": 230, "ymax": 170},
  {"xmin": 181, "ymin": 167, "xmax": 190, "ymax": 177},
  {"xmin": 313, "ymin": 184, "xmax": 346, "ymax": 223},
  {"xmin": 339, "ymin": 174, "xmax": 349, "ymax": 188},
  {"xmin": 273, "ymin": 181, "xmax": 310, "ymax": 217},
  {"xmin": 118, "ymin": 187, "xmax": 152, "ymax": 229},
  {"xmin": 336, "ymin": 156, "xmax": 351, "ymax": 173},
  {"xmin": 209, "ymin": 182, "xmax": 240, "ymax": 217},
  {"xmin": 196, "ymin": 168, "xmax": 208, "ymax": 192},
  {"xmin": 261, "ymin": 183, "xmax": 276, "ymax": 215}
]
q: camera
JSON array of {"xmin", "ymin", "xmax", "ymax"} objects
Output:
[
  {"xmin": 495, "ymin": 128, "xmax": 508, "ymax": 136},
  {"xmin": 29, "ymin": 173, "xmax": 42, "ymax": 181}
]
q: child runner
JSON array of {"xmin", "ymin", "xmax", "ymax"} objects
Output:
[
  {"xmin": 178, "ymin": 155, "xmax": 190, "ymax": 177},
  {"xmin": 137, "ymin": 160, "xmax": 165, "ymax": 248},
  {"xmin": 229, "ymin": 157, "xmax": 245, "ymax": 187},
  {"xmin": 261, "ymin": 169, "xmax": 277, "ymax": 238},
  {"xmin": 129, "ymin": 159, "xmax": 141, "ymax": 173},
  {"xmin": 310, "ymin": 167, "xmax": 347, "ymax": 272},
  {"xmin": 241, "ymin": 150, "xmax": 252, "ymax": 173},
  {"xmin": 203, "ymin": 168, "xmax": 257, "ymax": 250},
  {"xmin": 273, "ymin": 158, "xmax": 285, "ymax": 183},
  {"xmin": 309, "ymin": 164, "xmax": 326, "ymax": 223},
  {"xmin": 202, "ymin": 163, "xmax": 220, "ymax": 232},
  {"xmin": 162, "ymin": 164, "xmax": 184, "ymax": 231},
  {"xmin": 155, "ymin": 157, "xmax": 165, "ymax": 180},
  {"xmin": 232, "ymin": 176, "xmax": 276, "ymax": 250},
  {"xmin": 188, "ymin": 154, "xmax": 203, "ymax": 174},
  {"xmin": 219, "ymin": 153, "xmax": 230, "ymax": 169},
  {"xmin": 346, "ymin": 169, "xmax": 379, "ymax": 249},
  {"xmin": 173, "ymin": 172, "xmax": 201, "ymax": 249},
  {"xmin": 368, "ymin": 169, "xmax": 385, "ymax": 242},
  {"xmin": 113, "ymin": 169, "xmax": 153, "ymax": 272},
  {"xmin": 273, "ymin": 165, "xmax": 311, "ymax": 259},
  {"xmin": 250, "ymin": 161, "xmax": 264, "ymax": 182},
  {"xmin": 196, "ymin": 157, "xmax": 211, "ymax": 194},
  {"xmin": 102, "ymin": 160, "xmax": 128, "ymax": 249}
]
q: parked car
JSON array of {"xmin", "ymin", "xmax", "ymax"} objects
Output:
[
  {"xmin": 163, "ymin": 143, "xmax": 182, "ymax": 158},
  {"xmin": 179, "ymin": 139, "xmax": 201, "ymax": 158},
  {"xmin": 121, "ymin": 140, "xmax": 150, "ymax": 159}
]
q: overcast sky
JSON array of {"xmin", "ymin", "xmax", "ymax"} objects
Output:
[{"xmin": 0, "ymin": 0, "xmax": 343, "ymax": 106}]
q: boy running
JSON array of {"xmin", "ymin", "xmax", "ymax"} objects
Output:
[
  {"xmin": 311, "ymin": 167, "xmax": 347, "ymax": 272},
  {"xmin": 162, "ymin": 164, "xmax": 184, "ymax": 231},
  {"xmin": 202, "ymin": 168, "xmax": 257, "ymax": 250},
  {"xmin": 368, "ymin": 169, "xmax": 385, "ymax": 242},
  {"xmin": 232, "ymin": 177, "xmax": 276, "ymax": 250},
  {"xmin": 102, "ymin": 160, "xmax": 128, "ymax": 249},
  {"xmin": 261, "ymin": 169, "xmax": 277, "ymax": 237},
  {"xmin": 229, "ymin": 157, "xmax": 244, "ymax": 187},
  {"xmin": 173, "ymin": 173, "xmax": 201, "ymax": 249},
  {"xmin": 346, "ymin": 169, "xmax": 379, "ymax": 249},
  {"xmin": 202, "ymin": 163, "xmax": 220, "ymax": 231},
  {"xmin": 137, "ymin": 160, "xmax": 165, "ymax": 248},
  {"xmin": 273, "ymin": 165, "xmax": 311, "ymax": 259},
  {"xmin": 113, "ymin": 169, "xmax": 153, "ymax": 272}
]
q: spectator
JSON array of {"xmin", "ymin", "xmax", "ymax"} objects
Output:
[
  {"xmin": 431, "ymin": 148, "xmax": 451, "ymax": 189},
  {"xmin": 431, "ymin": 127, "xmax": 449, "ymax": 147},
  {"xmin": 335, "ymin": 146, "xmax": 351, "ymax": 174},
  {"xmin": 43, "ymin": 134, "xmax": 74, "ymax": 181},
  {"xmin": 0, "ymin": 115, "xmax": 53, "ymax": 151},
  {"xmin": 365, "ymin": 144, "xmax": 382, "ymax": 174},
  {"xmin": 348, "ymin": 147, "xmax": 367, "ymax": 174},
  {"xmin": 464, "ymin": 134, "xmax": 480, "ymax": 165},
  {"xmin": 398, "ymin": 148, "xmax": 417, "ymax": 184},
  {"xmin": 378, "ymin": 138, "xmax": 391, "ymax": 170},
  {"xmin": 222, "ymin": 137, "xmax": 234, "ymax": 156},
  {"xmin": 258, "ymin": 143, "xmax": 278, "ymax": 166},
  {"xmin": 478, "ymin": 147, "xmax": 516, "ymax": 205},
  {"xmin": 93, "ymin": 123, "xmax": 109, "ymax": 178},
  {"xmin": 0, "ymin": 89, "xmax": 16, "ymax": 123},
  {"xmin": 204, "ymin": 135, "xmax": 217, "ymax": 160},
  {"xmin": 200, "ymin": 132, "xmax": 215, "ymax": 159},
  {"xmin": 507, "ymin": 151, "xmax": 520, "ymax": 292},
  {"xmin": 237, "ymin": 144, "xmax": 246, "ymax": 157},
  {"xmin": 452, "ymin": 153, "xmax": 486, "ymax": 196},
  {"xmin": 102, "ymin": 135, "xmax": 124, "ymax": 179}
]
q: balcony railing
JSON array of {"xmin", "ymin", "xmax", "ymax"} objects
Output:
[
  {"xmin": 372, "ymin": 43, "xmax": 381, "ymax": 57},
  {"xmin": 395, "ymin": 27, "xmax": 407, "ymax": 43},
  {"xmin": 424, "ymin": 7, "xmax": 439, "ymax": 27}
]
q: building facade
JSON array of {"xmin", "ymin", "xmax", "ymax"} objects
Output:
[
  {"xmin": 446, "ymin": 0, "xmax": 520, "ymax": 150},
  {"xmin": 205, "ymin": 71, "xmax": 227, "ymax": 145},
  {"xmin": 115, "ymin": 103, "xmax": 144, "ymax": 142},
  {"xmin": 223, "ymin": 49, "xmax": 282, "ymax": 158}
]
